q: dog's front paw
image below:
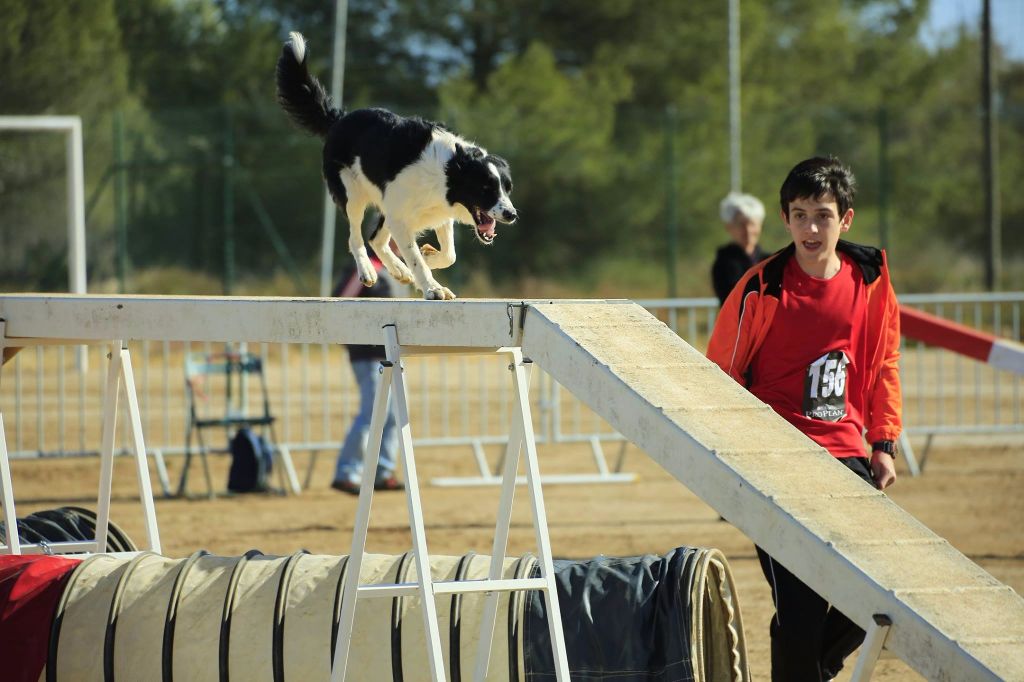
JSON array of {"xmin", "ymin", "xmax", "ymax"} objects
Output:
[
  {"xmin": 355, "ymin": 254, "xmax": 378, "ymax": 287},
  {"xmin": 420, "ymin": 243, "xmax": 439, "ymax": 256},
  {"xmin": 424, "ymin": 285, "xmax": 456, "ymax": 301},
  {"xmin": 357, "ymin": 263, "xmax": 377, "ymax": 287}
]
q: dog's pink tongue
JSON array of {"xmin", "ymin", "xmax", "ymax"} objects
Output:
[{"xmin": 480, "ymin": 220, "xmax": 496, "ymax": 238}]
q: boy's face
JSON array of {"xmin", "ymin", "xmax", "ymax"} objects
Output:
[{"xmin": 781, "ymin": 194, "xmax": 853, "ymax": 272}]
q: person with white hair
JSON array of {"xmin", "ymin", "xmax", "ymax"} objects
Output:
[{"xmin": 711, "ymin": 192, "xmax": 766, "ymax": 305}]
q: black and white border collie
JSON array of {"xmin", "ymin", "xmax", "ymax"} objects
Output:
[{"xmin": 276, "ymin": 32, "xmax": 517, "ymax": 300}]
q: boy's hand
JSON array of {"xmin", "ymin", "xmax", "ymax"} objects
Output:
[{"xmin": 871, "ymin": 450, "xmax": 897, "ymax": 490}]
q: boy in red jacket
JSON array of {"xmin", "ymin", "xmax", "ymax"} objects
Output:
[{"xmin": 707, "ymin": 157, "xmax": 902, "ymax": 681}]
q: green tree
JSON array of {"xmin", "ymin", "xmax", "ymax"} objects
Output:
[
  {"xmin": 2, "ymin": 0, "xmax": 1020, "ymax": 293},
  {"xmin": 0, "ymin": 0, "xmax": 133, "ymax": 288},
  {"xmin": 439, "ymin": 42, "xmax": 632, "ymax": 276}
]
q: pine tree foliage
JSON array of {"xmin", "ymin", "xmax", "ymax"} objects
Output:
[{"xmin": 0, "ymin": 0, "xmax": 1020, "ymax": 292}]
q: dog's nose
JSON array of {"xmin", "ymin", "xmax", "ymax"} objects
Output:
[{"xmin": 503, "ymin": 208, "xmax": 518, "ymax": 223}]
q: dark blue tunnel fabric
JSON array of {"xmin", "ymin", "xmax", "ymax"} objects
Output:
[{"xmin": 523, "ymin": 548, "xmax": 704, "ymax": 681}]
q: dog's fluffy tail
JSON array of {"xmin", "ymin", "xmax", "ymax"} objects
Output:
[{"xmin": 276, "ymin": 32, "xmax": 341, "ymax": 137}]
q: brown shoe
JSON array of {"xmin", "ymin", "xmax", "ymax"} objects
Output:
[
  {"xmin": 374, "ymin": 477, "xmax": 405, "ymax": 492},
  {"xmin": 330, "ymin": 479, "xmax": 361, "ymax": 495}
]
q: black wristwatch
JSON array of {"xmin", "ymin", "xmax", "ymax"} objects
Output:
[{"xmin": 871, "ymin": 440, "xmax": 897, "ymax": 458}]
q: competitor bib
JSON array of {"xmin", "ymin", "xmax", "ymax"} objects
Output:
[{"xmin": 803, "ymin": 350, "xmax": 849, "ymax": 422}]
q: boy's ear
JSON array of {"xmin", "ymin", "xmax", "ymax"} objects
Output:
[{"xmin": 840, "ymin": 208, "xmax": 855, "ymax": 232}]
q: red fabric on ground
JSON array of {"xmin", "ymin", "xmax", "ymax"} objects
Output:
[
  {"xmin": 899, "ymin": 306, "xmax": 994, "ymax": 362},
  {"xmin": 0, "ymin": 555, "xmax": 81, "ymax": 682}
]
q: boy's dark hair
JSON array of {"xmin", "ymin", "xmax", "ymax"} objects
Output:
[{"xmin": 779, "ymin": 156, "xmax": 856, "ymax": 218}]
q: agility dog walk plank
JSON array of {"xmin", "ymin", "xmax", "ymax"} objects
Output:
[
  {"xmin": 1, "ymin": 294, "xmax": 1021, "ymax": 679},
  {"xmin": 520, "ymin": 302, "xmax": 1024, "ymax": 682},
  {"xmin": 0, "ymin": 295, "xmax": 539, "ymax": 350}
]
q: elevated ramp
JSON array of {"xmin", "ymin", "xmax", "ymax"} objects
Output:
[
  {"xmin": 521, "ymin": 302, "xmax": 1024, "ymax": 682},
  {"xmin": 0, "ymin": 294, "xmax": 1021, "ymax": 679}
]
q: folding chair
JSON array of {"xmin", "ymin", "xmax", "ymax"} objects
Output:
[{"xmin": 176, "ymin": 347, "xmax": 298, "ymax": 497}]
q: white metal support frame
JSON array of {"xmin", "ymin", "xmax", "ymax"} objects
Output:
[
  {"xmin": 94, "ymin": 340, "xmax": 161, "ymax": 553},
  {"xmin": 850, "ymin": 614, "xmax": 893, "ymax": 681},
  {"xmin": 0, "ymin": 335, "xmax": 161, "ymax": 555},
  {"xmin": 473, "ymin": 350, "xmax": 570, "ymax": 681},
  {"xmin": 897, "ymin": 432, "xmax": 920, "ymax": 477},
  {"xmin": 331, "ymin": 325, "xmax": 570, "ymax": 682},
  {"xmin": 430, "ymin": 378, "xmax": 636, "ymax": 488}
]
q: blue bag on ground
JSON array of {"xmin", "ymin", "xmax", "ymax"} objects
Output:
[{"xmin": 227, "ymin": 427, "xmax": 274, "ymax": 493}]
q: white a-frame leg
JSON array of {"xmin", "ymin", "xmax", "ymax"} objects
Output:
[
  {"xmin": 472, "ymin": 350, "xmax": 570, "ymax": 681},
  {"xmin": 95, "ymin": 340, "xmax": 161, "ymax": 554},
  {"xmin": 0, "ymin": 338, "xmax": 160, "ymax": 555},
  {"xmin": 331, "ymin": 325, "xmax": 570, "ymax": 682},
  {"xmin": 850, "ymin": 614, "xmax": 893, "ymax": 681}
]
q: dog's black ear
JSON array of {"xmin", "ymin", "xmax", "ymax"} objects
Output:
[
  {"xmin": 488, "ymin": 154, "xmax": 509, "ymax": 169},
  {"xmin": 453, "ymin": 144, "xmax": 485, "ymax": 162},
  {"xmin": 453, "ymin": 143, "xmax": 479, "ymax": 163},
  {"xmin": 450, "ymin": 144, "xmax": 469, "ymax": 170}
]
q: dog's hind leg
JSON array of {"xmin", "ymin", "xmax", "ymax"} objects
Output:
[
  {"xmin": 390, "ymin": 221, "xmax": 455, "ymax": 300},
  {"xmin": 368, "ymin": 216, "xmax": 413, "ymax": 284},
  {"xmin": 420, "ymin": 220, "xmax": 456, "ymax": 270}
]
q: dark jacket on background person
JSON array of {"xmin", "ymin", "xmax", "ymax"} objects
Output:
[{"xmin": 711, "ymin": 243, "xmax": 765, "ymax": 306}]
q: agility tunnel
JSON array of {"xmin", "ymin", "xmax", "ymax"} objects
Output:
[
  {"xmin": 1, "ymin": 546, "xmax": 748, "ymax": 682},
  {"xmin": 0, "ymin": 506, "xmax": 137, "ymax": 554}
]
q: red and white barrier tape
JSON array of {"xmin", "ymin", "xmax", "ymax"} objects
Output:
[{"xmin": 900, "ymin": 306, "xmax": 1024, "ymax": 376}]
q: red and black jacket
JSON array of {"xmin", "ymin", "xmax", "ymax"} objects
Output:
[{"xmin": 706, "ymin": 240, "xmax": 902, "ymax": 444}]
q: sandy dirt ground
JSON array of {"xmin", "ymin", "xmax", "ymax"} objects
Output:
[{"xmin": 8, "ymin": 435, "xmax": 1023, "ymax": 681}]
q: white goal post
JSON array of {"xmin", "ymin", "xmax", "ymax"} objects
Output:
[{"xmin": 0, "ymin": 116, "xmax": 88, "ymax": 296}]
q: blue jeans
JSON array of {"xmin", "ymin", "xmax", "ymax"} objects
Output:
[{"xmin": 333, "ymin": 358, "xmax": 399, "ymax": 485}]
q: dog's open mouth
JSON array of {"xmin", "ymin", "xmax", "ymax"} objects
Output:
[{"xmin": 473, "ymin": 208, "xmax": 497, "ymax": 244}]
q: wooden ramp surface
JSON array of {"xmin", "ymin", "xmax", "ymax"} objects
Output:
[{"xmin": 521, "ymin": 301, "xmax": 1024, "ymax": 682}]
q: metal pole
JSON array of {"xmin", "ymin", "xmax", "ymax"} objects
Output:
[
  {"xmin": 981, "ymin": 0, "xmax": 1001, "ymax": 290},
  {"xmin": 68, "ymin": 117, "xmax": 89, "ymax": 372},
  {"xmin": 320, "ymin": 0, "xmax": 349, "ymax": 297},
  {"xmin": 114, "ymin": 112, "xmax": 128, "ymax": 293},
  {"xmin": 223, "ymin": 108, "xmax": 235, "ymax": 295},
  {"xmin": 728, "ymin": 0, "xmax": 741, "ymax": 192},
  {"xmin": 877, "ymin": 106, "xmax": 889, "ymax": 251},
  {"xmin": 66, "ymin": 118, "xmax": 87, "ymax": 295},
  {"xmin": 665, "ymin": 105, "xmax": 679, "ymax": 299}
]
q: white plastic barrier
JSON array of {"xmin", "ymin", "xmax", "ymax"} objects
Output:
[{"xmin": 3, "ymin": 295, "xmax": 1021, "ymax": 478}]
